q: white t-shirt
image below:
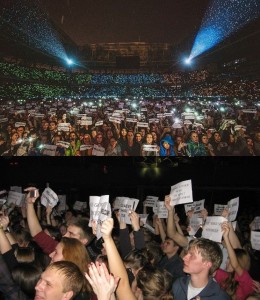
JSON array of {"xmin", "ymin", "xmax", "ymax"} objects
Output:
[{"xmin": 188, "ymin": 280, "xmax": 205, "ymax": 300}]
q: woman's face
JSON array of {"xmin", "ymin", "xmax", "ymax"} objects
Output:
[
  {"xmin": 121, "ymin": 128, "xmax": 127, "ymax": 136},
  {"xmin": 146, "ymin": 134, "xmax": 153, "ymax": 144},
  {"xmin": 49, "ymin": 243, "xmax": 64, "ymax": 263},
  {"xmin": 201, "ymin": 136, "xmax": 208, "ymax": 144},
  {"xmin": 107, "ymin": 129, "xmax": 113, "ymax": 139},
  {"xmin": 229, "ymin": 134, "xmax": 235, "ymax": 143},
  {"xmin": 135, "ymin": 134, "xmax": 142, "ymax": 142},
  {"xmin": 163, "ymin": 142, "xmax": 170, "ymax": 149},
  {"xmin": 83, "ymin": 134, "xmax": 91, "ymax": 143},
  {"xmin": 110, "ymin": 138, "xmax": 117, "ymax": 146},
  {"xmin": 11, "ymin": 133, "xmax": 18, "ymax": 141}
]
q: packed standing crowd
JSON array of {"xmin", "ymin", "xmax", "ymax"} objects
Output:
[{"xmin": 0, "ymin": 186, "xmax": 259, "ymax": 300}]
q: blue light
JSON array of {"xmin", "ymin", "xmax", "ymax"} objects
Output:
[
  {"xmin": 184, "ymin": 57, "xmax": 192, "ymax": 65},
  {"xmin": 66, "ymin": 58, "xmax": 74, "ymax": 65},
  {"xmin": 188, "ymin": 0, "xmax": 260, "ymax": 60}
]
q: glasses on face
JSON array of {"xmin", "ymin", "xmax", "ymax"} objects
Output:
[{"xmin": 127, "ymin": 134, "xmax": 133, "ymax": 137}]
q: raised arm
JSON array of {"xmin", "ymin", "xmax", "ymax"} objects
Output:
[
  {"xmin": 24, "ymin": 187, "xmax": 42, "ymax": 237},
  {"xmin": 221, "ymin": 221, "xmax": 243, "ymax": 276},
  {"xmin": 155, "ymin": 217, "xmax": 166, "ymax": 242},
  {"xmin": 0, "ymin": 215, "xmax": 12, "ymax": 254},
  {"xmin": 221, "ymin": 208, "xmax": 242, "ymax": 249},
  {"xmin": 101, "ymin": 218, "xmax": 136, "ymax": 300},
  {"xmin": 165, "ymin": 195, "xmax": 188, "ymax": 248},
  {"xmin": 130, "ymin": 211, "xmax": 145, "ymax": 250}
]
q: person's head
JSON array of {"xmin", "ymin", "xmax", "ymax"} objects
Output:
[
  {"xmin": 11, "ymin": 131, "xmax": 19, "ymax": 142},
  {"xmin": 135, "ymin": 132, "xmax": 142, "ymax": 143},
  {"xmin": 136, "ymin": 265, "xmax": 173, "ymax": 300},
  {"xmin": 226, "ymin": 248, "xmax": 250, "ymax": 273},
  {"xmin": 83, "ymin": 134, "xmax": 91, "ymax": 143},
  {"xmin": 49, "ymin": 121, "xmax": 57, "ymax": 131},
  {"xmin": 44, "ymin": 225, "xmax": 62, "ymax": 241},
  {"xmin": 140, "ymin": 128, "xmax": 146, "ymax": 138},
  {"xmin": 175, "ymin": 135, "xmax": 183, "ymax": 145},
  {"xmin": 49, "ymin": 237, "xmax": 91, "ymax": 273},
  {"xmin": 145, "ymin": 133, "xmax": 153, "ymax": 144},
  {"xmin": 213, "ymin": 132, "xmax": 222, "ymax": 143},
  {"xmin": 65, "ymin": 210, "xmax": 76, "ymax": 223},
  {"xmin": 95, "ymin": 133, "xmax": 103, "ymax": 144},
  {"xmin": 124, "ymin": 249, "xmax": 150, "ymax": 277},
  {"xmin": 151, "ymin": 131, "xmax": 158, "ymax": 143},
  {"xmin": 254, "ymin": 131, "xmax": 260, "ymax": 142},
  {"xmin": 42, "ymin": 122, "xmax": 49, "ymax": 131},
  {"xmin": 69, "ymin": 132, "xmax": 77, "ymax": 141},
  {"xmin": 14, "ymin": 246, "xmax": 35, "ymax": 263},
  {"xmin": 13, "ymin": 229, "xmax": 32, "ymax": 247},
  {"xmin": 63, "ymin": 218, "xmax": 94, "ymax": 246},
  {"xmin": 245, "ymin": 137, "xmax": 254, "ymax": 148},
  {"xmin": 145, "ymin": 241, "xmax": 164, "ymax": 265},
  {"xmin": 106, "ymin": 129, "xmax": 114, "ymax": 139},
  {"xmin": 183, "ymin": 238, "xmax": 222, "ymax": 276},
  {"xmin": 109, "ymin": 137, "xmax": 117, "ymax": 147},
  {"xmin": 53, "ymin": 134, "xmax": 63, "ymax": 144},
  {"xmin": 35, "ymin": 261, "xmax": 85, "ymax": 300},
  {"xmin": 121, "ymin": 127, "xmax": 127, "ymax": 137},
  {"xmin": 189, "ymin": 131, "xmax": 199, "ymax": 143},
  {"xmin": 200, "ymin": 134, "xmax": 209, "ymax": 145},
  {"xmin": 12, "ymin": 263, "xmax": 42, "ymax": 299},
  {"xmin": 91, "ymin": 129, "xmax": 97, "ymax": 139},
  {"xmin": 59, "ymin": 223, "xmax": 67, "ymax": 236},
  {"xmin": 17, "ymin": 126, "xmax": 25, "ymax": 137},
  {"xmin": 161, "ymin": 237, "xmax": 180, "ymax": 257},
  {"xmin": 127, "ymin": 130, "xmax": 134, "ymax": 141}
]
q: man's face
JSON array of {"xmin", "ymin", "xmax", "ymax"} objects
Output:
[
  {"xmin": 63, "ymin": 225, "xmax": 87, "ymax": 245},
  {"xmin": 35, "ymin": 268, "xmax": 71, "ymax": 300},
  {"xmin": 183, "ymin": 246, "xmax": 209, "ymax": 275},
  {"xmin": 135, "ymin": 134, "xmax": 142, "ymax": 142},
  {"xmin": 49, "ymin": 243, "xmax": 64, "ymax": 263},
  {"xmin": 49, "ymin": 123, "xmax": 56, "ymax": 131},
  {"xmin": 43, "ymin": 122, "xmax": 49, "ymax": 130},
  {"xmin": 162, "ymin": 239, "xmax": 177, "ymax": 255}
]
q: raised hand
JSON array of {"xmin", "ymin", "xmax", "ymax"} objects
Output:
[
  {"xmin": 85, "ymin": 262, "xmax": 119, "ymax": 300},
  {"xmin": 101, "ymin": 218, "xmax": 114, "ymax": 240},
  {"xmin": 24, "ymin": 187, "xmax": 39, "ymax": 204}
]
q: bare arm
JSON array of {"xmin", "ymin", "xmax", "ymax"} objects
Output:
[
  {"xmin": 155, "ymin": 217, "xmax": 166, "ymax": 242},
  {"xmin": 222, "ymin": 221, "xmax": 243, "ymax": 276},
  {"xmin": 165, "ymin": 195, "xmax": 188, "ymax": 248},
  {"xmin": 221, "ymin": 208, "xmax": 241, "ymax": 249},
  {"xmin": 24, "ymin": 187, "xmax": 42, "ymax": 237},
  {"xmin": 101, "ymin": 218, "xmax": 136, "ymax": 300},
  {"xmin": 0, "ymin": 215, "xmax": 12, "ymax": 254}
]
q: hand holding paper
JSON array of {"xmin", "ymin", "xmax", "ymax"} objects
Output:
[
  {"xmin": 24, "ymin": 187, "xmax": 39, "ymax": 204},
  {"xmin": 221, "ymin": 207, "xmax": 229, "ymax": 219},
  {"xmin": 129, "ymin": 211, "xmax": 140, "ymax": 231},
  {"xmin": 101, "ymin": 218, "xmax": 114, "ymax": 240},
  {"xmin": 164, "ymin": 195, "xmax": 174, "ymax": 211},
  {"xmin": 221, "ymin": 221, "xmax": 230, "ymax": 239}
]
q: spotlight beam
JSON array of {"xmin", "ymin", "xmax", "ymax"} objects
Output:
[{"xmin": 188, "ymin": 0, "xmax": 260, "ymax": 60}]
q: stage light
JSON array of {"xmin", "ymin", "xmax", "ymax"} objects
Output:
[
  {"xmin": 184, "ymin": 57, "xmax": 192, "ymax": 65},
  {"xmin": 66, "ymin": 58, "xmax": 74, "ymax": 66},
  {"xmin": 188, "ymin": 0, "xmax": 260, "ymax": 60}
]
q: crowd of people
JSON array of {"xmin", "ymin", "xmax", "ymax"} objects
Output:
[
  {"xmin": 0, "ymin": 95, "xmax": 259, "ymax": 156},
  {"xmin": 1, "ymin": 61, "xmax": 260, "ymax": 100},
  {"xmin": 0, "ymin": 187, "xmax": 259, "ymax": 300}
]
